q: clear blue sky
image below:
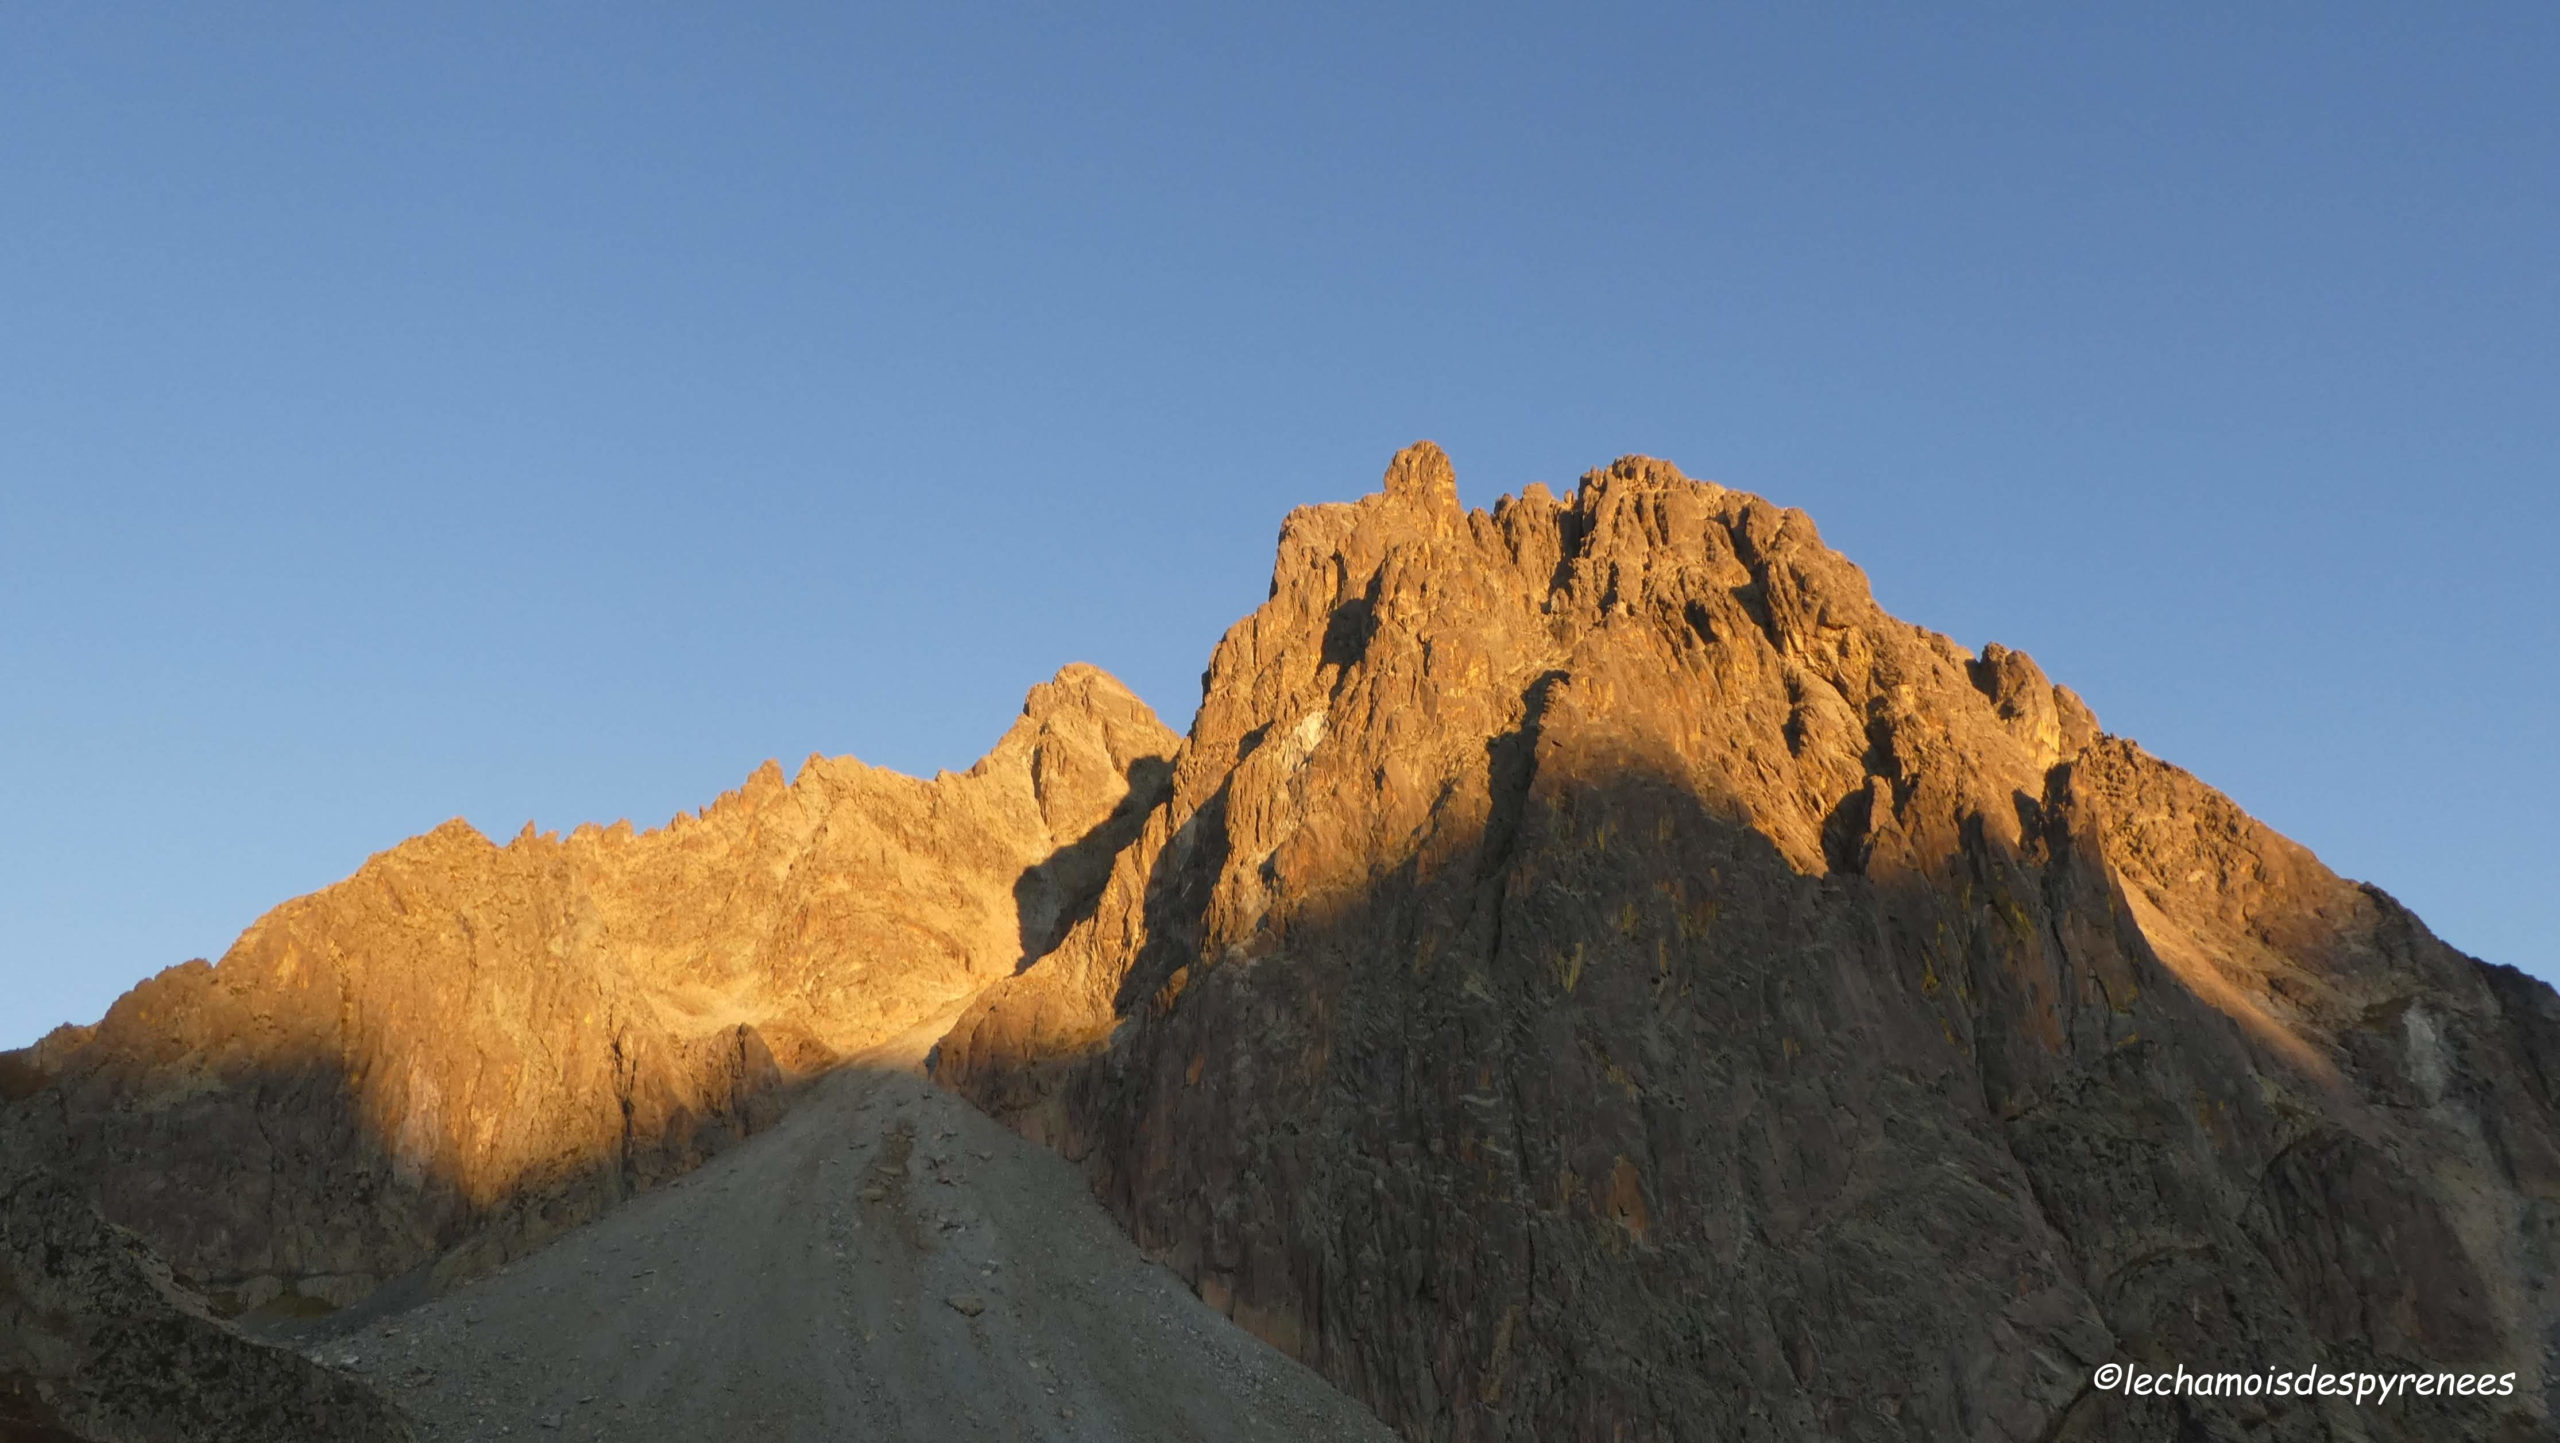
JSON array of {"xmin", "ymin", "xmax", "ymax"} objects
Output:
[{"xmin": 4, "ymin": 6, "xmax": 2554, "ymax": 1048}]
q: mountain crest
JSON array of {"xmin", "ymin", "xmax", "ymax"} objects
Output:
[
  {"xmin": 8, "ymin": 445, "xmax": 2556, "ymax": 1442},
  {"xmin": 938, "ymin": 442, "xmax": 2560, "ymax": 1441},
  {"xmin": 1, "ymin": 668, "xmax": 1176, "ymax": 1313}
]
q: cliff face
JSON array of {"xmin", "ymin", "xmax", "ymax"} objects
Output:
[
  {"xmin": 940, "ymin": 446, "xmax": 2560, "ymax": 1440},
  {"xmin": 0, "ymin": 665, "xmax": 1177, "ymax": 1315}
]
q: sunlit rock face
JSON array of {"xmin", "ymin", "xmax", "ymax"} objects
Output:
[
  {"xmin": 940, "ymin": 444, "xmax": 2560, "ymax": 1441},
  {"xmin": 7, "ymin": 442, "xmax": 2555, "ymax": 1442},
  {"xmin": 0, "ymin": 665, "xmax": 1178, "ymax": 1313}
]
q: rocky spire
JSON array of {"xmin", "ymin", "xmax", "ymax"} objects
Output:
[{"xmin": 1380, "ymin": 438, "xmax": 1459, "ymax": 514}]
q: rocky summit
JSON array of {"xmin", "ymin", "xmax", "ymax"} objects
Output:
[{"xmin": 6, "ymin": 444, "xmax": 2556, "ymax": 1442}]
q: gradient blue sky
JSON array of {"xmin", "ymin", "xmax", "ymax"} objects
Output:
[{"xmin": 4, "ymin": 6, "xmax": 2554, "ymax": 1048}]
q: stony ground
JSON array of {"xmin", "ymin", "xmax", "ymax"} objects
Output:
[{"xmin": 294, "ymin": 1019, "xmax": 1391, "ymax": 1443}]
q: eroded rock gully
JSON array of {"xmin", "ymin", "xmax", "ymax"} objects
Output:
[{"xmin": 6, "ymin": 444, "xmax": 2556, "ymax": 1441}]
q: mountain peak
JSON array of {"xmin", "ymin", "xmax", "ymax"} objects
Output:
[
  {"xmin": 1019, "ymin": 661, "xmax": 1144, "ymax": 722},
  {"xmin": 1381, "ymin": 438, "xmax": 1459, "ymax": 512},
  {"xmin": 8, "ymin": 443, "xmax": 2552, "ymax": 1443},
  {"xmin": 938, "ymin": 440, "xmax": 2560, "ymax": 1441}
]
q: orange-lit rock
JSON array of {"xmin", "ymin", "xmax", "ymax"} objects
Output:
[
  {"xmin": 1, "ymin": 664, "xmax": 1175, "ymax": 1312},
  {"xmin": 10, "ymin": 443, "xmax": 2556, "ymax": 1442},
  {"xmin": 939, "ymin": 444, "xmax": 2560, "ymax": 1441}
]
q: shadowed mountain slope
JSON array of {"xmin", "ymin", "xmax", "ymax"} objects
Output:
[
  {"xmin": 939, "ymin": 444, "xmax": 2560, "ymax": 1441},
  {"xmin": 1, "ymin": 665, "xmax": 1177, "ymax": 1318},
  {"xmin": 0, "ymin": 1170, "xmax": 410, "ymax": 1443},
  {"xmin": 332, "ymin": 1018, "xmax": 1398, "ymax": 1442},
  {"xmin": 6, "ymin": 444, "xmax": 2555, "ymax": 1443}
]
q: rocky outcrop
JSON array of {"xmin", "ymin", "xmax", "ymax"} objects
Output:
[
  {"xmin": 0, "ymin": 1168, "xmax": 410, "ymax": 1443},
  {"xmin": 11, "ymin": 443, "xmax": 2555, "ymax": 1442},
  {"xmin": 940, "ymin": 445, "xmax": 2560, "ymax": 1440},
  {"xmin": 0, "ymin": 665, "xmax": 1177, "ymax": 1316}
]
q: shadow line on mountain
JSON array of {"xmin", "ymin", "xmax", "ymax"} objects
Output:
[
  {"xmin": 2, "ymin": 734, "xmax": 2538, "ymax": 1443},
  {"xmin": 0, "ymin": 738, "xmax": 1197, "ymax": 1334},
  {"xmin": 950, "ymin": 745, "xmax": 2531, "ymax": 1442},
  {"xmin": 1, "ymin": 1013, "xmax": 830, "ymax": 1331},
  {"xmin": 1014, "ymin": 756, "xmax": 1174, "ymax": 971}
]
